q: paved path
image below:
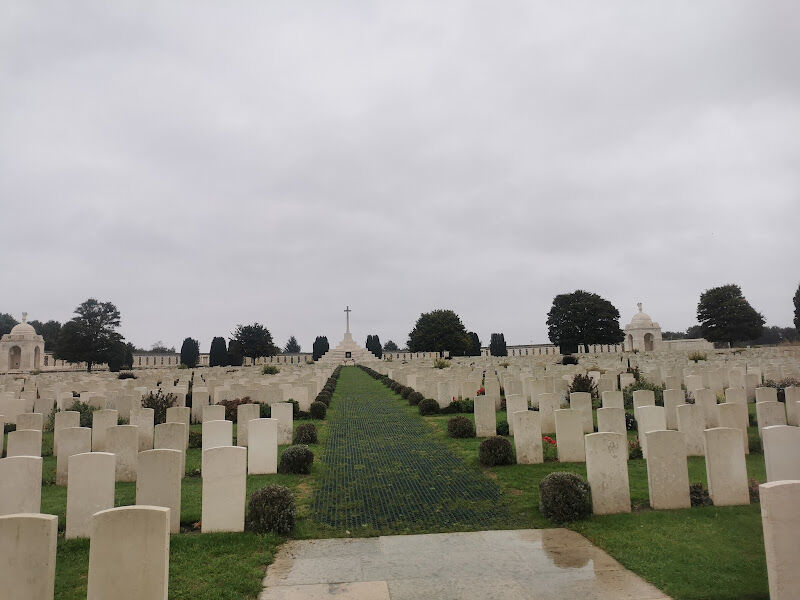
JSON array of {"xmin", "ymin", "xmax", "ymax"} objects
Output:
[
  {"xmin": 311, "ymin": 367, "xmax": 508, "ymax": 533},
  {"xmin": 260, "ymin": 529, "xmax": 671, "ymax": 600}
]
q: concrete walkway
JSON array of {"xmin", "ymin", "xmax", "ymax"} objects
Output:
[{"xmin": 260, "ymin": 529, "xmax": 671, "ymax": 600}]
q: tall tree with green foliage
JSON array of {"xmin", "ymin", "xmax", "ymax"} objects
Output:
[
  {"xmin": 697, "ymin": 284, "xmax": 764, "ymax": 346},
  {"xmin": 0, "ymin": 313, "xmax": 18, "ymax": 337},
  {"xmin": 467, "ymin": 332, "xmax": 481, "ymax": 356},
  {"xmin": 794, "ymin": 283, "xmax": 800, "ymax": 330},
  {"xmin": 209, "ymin": 336, "xmax": 228, "ymax": 367},
  {"xmin": 407, "ymin": 309, "xmax": 470, "ymax": 355},
  {"xmin": 53, "ymin": 299, "xmax": 123, "ymax": 371},
  {"xmin": 107, "ymin": 340, "xmax": 130, "ymax": 372},
  {"xmin": 312, "ymin": 336, "xmax": 329, "ymax": 361},
  {"xmin": 489, "ymin": 333, "xmax": 507, "ymax": 356},
  {"xmin": 227, "ymin": 339, "xmax": 244, "ymax": 366},
  {"xmin": 29, "ymin": 319, "xmax": 62, "ymax": 351},
  {"xmin": 284, "ymin": 336, "xmax": 301, "ymax": 353},
  {"xmin": 365, "ymin": 334, "xmax": 382, "ymax": 358},
  {"xmin": 180, "ymin": 337, "xmax": 200, "ymax": 367},
  {"xmin": 383, "ymin": 340, "xmax": 399, "ymax": 352},
  {"xmin": 124, "ymin": 342, "xmax": 135, "ymax": 369},
  {"xmin": 232, "ymin": 323, "xmax": 278, "ymax": 364},
  {"xmin": 546, "ymin": 290, "xmax": 624, "ymax": 354}
]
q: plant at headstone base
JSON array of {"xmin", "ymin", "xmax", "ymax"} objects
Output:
[
  {"xmin": 278, "ymin": 445, "xmax": 314, "ymax": 474},
  {"xmin": 67, "ymin": 400, "xmax": 96, "ymax": 428},
  {"xmin": 561, "ymin": 354, "xmax": 578, "ymax": 365},
  {"xmin": 568, "ymin": 374, "xmax": 598, "ymax": 402},
  {"xmin": 447, "ymin": 416, "xmax": 475, "ymax": 438},
  {"xmin": 496, "ymin": 421, "xmax": 510, "ymax": 436},
  {"xmin": 408, "ymin": 391, "xmax": 424, "ymax": 406},
  {"xmin": 628, "ymin": 438, "xmax": 643, "ymax": 459},
  {"xmin": 689, "ymin": 483, "xmax": 713, "ymax": 507},
  {"xmin": 293, "ymin": 423, "xmax": 318, "ymax": 444},
  {"xmin": 142, "ymin": 390, "xmax": 178, "ymax": 424},
  {"xmin": 433, "ymin": 358, "xmax": 451, "ymax": 369},
  {"xmin": 687, "ymin": 351, "xmax": 707, "ymax": 362},
  {"xmin": 418, "ymin": 398, "xmax": 440, "ymax": 416},
  {"xmin": 259, "ymin": 403, "xmax": 271, "ymax": 418},
  {"xmin": 748, "ymin": 479, "xmax": 762, "ymax": 503},
  {"xmin": 762, "ymin": 378, "xmax": 800, "ymax": 402},
  {"xmin": 622, "ymin": 378, "xmax": 664, "ymax": 409},
  {"xmin": 315, "ymin": 390, "xmax": 332, "ymax": 406},
  {"xmin": 188, "ymin": 431, "xmax": 202, "ymax": 448},
  {"xmin": 247, "ymin": 485, "xmax": 296, "ymax": 535},
  {"xmin": 542, "ymin": 436, "xmax": 558, "ymax": 461},
  {"xmin": 309, "ymin": 401, "xmax": 327, "ymax": 420},
  {"xmin": 45, "ymin": 406, "xmax": 58, "ymax": 432},
  {"xmin": 749, "ymin": 434, "xmax": 762, "ymax": 454},
  {"xmin": 219, "ymin": 397, "xmax": 249, "ymax": 422},
  {"xmin": 117, "ymin": 371, "xmax": 136, "ymax": 379},
  {"xmin": 440, "ymin": 398, "xmax": 474, "ymax": 414},
  {"xmin": 476, "ymin": 387, "xmax": 485, "ymax": 396},
  {"xmin": 478, "ymin": 436, "xmax": 514, "ymax": 466},
  {"xmin": 539, "ymin": 472, "xmax": 592, "ymax": 524},
  {"xmin": 400, "ymin": 386, "xmax": 413, "ymax": 399},
  {"xmin": 625, "ymin": 412, "xmax": 637, "ymax": 431},
  {"xmin": 262, "ymin": 365, "xmax": 280, "ymax": 375}
]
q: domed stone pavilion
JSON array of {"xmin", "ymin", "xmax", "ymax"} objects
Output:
[
  {"xmin": 623, "ymin": 303, "xmax": 663, "ymax": 352},
  {"xmin": 0, "ymin": 313, "xmax": 45, "ymax": 373}
]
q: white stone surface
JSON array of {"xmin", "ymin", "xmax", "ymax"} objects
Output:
[
  {"xmin": 762, "ymin": 425, "xmax": 800, "ymax": 482},
  {"xmin": 759, "ymin": 480, "xmax": 800, "ymax": 600},
  {"xmin": 676, "ymin": 403, "xmax": 705, "ymax": 456},
  {"xmin": 6, "ymin": 428, "xmax": 42, "ymax": 457},
  {"xmin": 0, "ymin": 513, "xmax": 57, "ymax": 600},
  {"xmin": 512, "ymin": 410, "xmax": 542, "ymax": 464},
  {"xmin": 248, "ymin": 418, "xmax": 279, "ymax": 474},
  {"xmin": 474, "ymin": 396, "xmax": 497, "ymax": 438},
  {"xmin": 704, "ymin": 427, "xmax": 749, "ymax": 507},
  {"xmin": 596, "ymin": 407, "xmax": 626, "ymax": 435},
  {"xmin": 271, "ymin": 402, "xmax": 294, "ymax": 445},
  {"xmin": 66, "ymin": 452, "xmax": 116, "ymax": 539},
  {"xmin": 645, "ymin": 430, "xmax": 690, "ymax": 510},
  {"xmin": 106, "ymin": 425, "xmax": 139, "ymax": 482},
  {"xmin": 554, "ymin": 409, "xmax": 585, "ymax": 462},
  {"xmin": 202, "ymin": 446, "xmax": 247, "ymax": 533},
  {"xmin": 137, "ymin": 449, "xmax": 183, "ymax": 534},
  {"xmin": 0, "ymin": 456, "xmax": 42, "ymax": 515},
  {"xmin": 56, "ymin": 426, "xmax": 92, "ymax": 485},
  {"xmin": 585, "ymin": 432, "xmax": 630, "ymax": 515},
  {"xmin": 202, "ymin": 419, "xmax": 232, "ymax": 451}
]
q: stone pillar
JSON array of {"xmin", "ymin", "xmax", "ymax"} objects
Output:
[
  {"xmin": 91, "ymin": 409, "xmax": 118, "ymax": 452},
  {"xmin": 585, "ymin": 432, "xmax": 630, "ymax": 515},
  {"xmin": 106, "ymin": 425, "xmax": 139, "ymax": 482},
  {"xmin": 0, "ymin": 456, "xmax": 42, "ymax": 515},
  {"xmin": 505, "ymin": 395, "xmax": 527, "ymax": 435},
  {"xmin": 635, "ymin": 406, "xmax": 666, "ymax": 459},
  {"xmin": 662, "ymin": 389, "xmax": 685, "ymax": 430},
  {"xmin": 601, "ymin": 391, "xmax": 624, "ymax": 409},
  {"xmin": 202, "ymin": 405, "xmax": 225, "ymax": 422},
  {"xmin": 66, "ymin": 452, "xmax": 116, "ymax": 539},
  {"xmin": 55, "ymin": 426, "xmax": 92, "ymax": 486},
  {"xmin": 236, "ymin": 403, "xmax": 261, "ymax": 447},
  {"xmin": 759, "ymin": 480, "xmax": 800, "ymax": 600},
  {"xmin": 704, "ymin": 427, "xmax": 749, "ymax": 506},
  {"xmin": 537, "ymin": 393, "xmax": 561, "ymax": 434},
  {"xmin": 130, "ymin": 408, "xmax": 155, "ymax": 451},
  {"xmin": 554, "ymin": 409, "xmax": 585, "ymax": 462},
  {"xmin": 718, "ymin": 402, "xmax": 749, "ymax": 455},
  {"xmin": 762, "ymin": 425, "xmax": 800, "ymax": 482},
  {"xmin": 154, "ymin": 422, "xmax": 187, "ymax": 477},
  {"xmin": 512, "ymin": 410, "xmax": 543, "ymax": 464},
  {"xmin": 694, "ymin": 389, "xmax": 719, "ymax": 428},
  {"xmin": 202, "ymin": 419, "xmax": 232, "ymax": 452},
  {"xmin": 17, "ymin": 412, "xmax": 43, "ymax": 431},
  {"xmin": 756, "ymin": 401, "xmax": 787, "ymax": 436},
  {"xmin": 166, "ymin": 406, "xmax": 191, "ymax": 450},
  {"xmin": 569, "ymin": 392, "xmax": 593, "ymax": 434},
  {"xmin": 645, "ymin": 430, "xmax": 690, "ymax": 510},
  {"xmin": 271, "ymin": 402, "xmax": 294, "ymax": 445},
  {"xmin": 474, "ymin": 396, "xmax": 496, "ymax": 438},
  {"xmin": 137, "ymin": 449, "xmax": 183, "ymax": 534},
  {"xmin": 676, "ymin": 403, "xmax": 705, "ymax": 456},
  {"xmin": 87, "ymin": 506, "xmax": 170, "ymax": 600},
  {"xmin": 0, "ymin": 513, "xmax": 57, "ymax": 600},
  {"xmin": 248, "ymin": 418, "xmax": 278, "ymax": 474},
  {"xmin": 6, "ymin": 429, "xmax": 42, "ymax": 457},
  {"xmin": 202, "ymin": 446, "xmax": 247, "ymax": 533},
  {"xmin": 596, "ymin": 407, "xmax": 626, "ymax": 435}
]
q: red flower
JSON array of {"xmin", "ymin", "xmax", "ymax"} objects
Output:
[{"xmin": 542, "ymin": 436, "xmax": 556, "ymax": 445}]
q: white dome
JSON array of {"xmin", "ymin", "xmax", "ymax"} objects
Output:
[{"xmin": 9, "ymin": 313, "xmax": 38, "ymax": 337}]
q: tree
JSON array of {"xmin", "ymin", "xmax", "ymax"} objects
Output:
[
  {"xmin": 29, "ymin": 319, "xmax": 62, "ymax": 351},
  {"xmin": 661, "ymin": 331, "xmax": 687, "ymax": 340},
  {"xmin": 407, "ymin": 309, "xmax": 471, "ymax": 355},
  {"xmin": 383, "ymin": 340, "xmax": 399, "ymax": 352},
  {"xmin": 489, "ymin": 333, "xmax": 507, "ymax": 356},
  {"xmin": 794, "ymin": 283, "xmax": 800, "ymax": 330},
  {"xmin": 365, "ymin": 334, "xmax": 382, "ymax": 359},
  {"xmin": 284, "ymin": 336, "xmax": 301, "ymax": 354},
  {"xmin": 150, "ymin": 341, "xmax": 175, "ymax": 353},
  {"xmin": 232, "ymin": 323, "xmax": 278, "ymax": 363},
  {"xmin": 124, "ymin": 342, "xmax": 135, "ymax": 369},
  {"xmin": 312, "ymin": 336, "xmax": 329, "ymax": 361},
  {"xmin": 53, "ymin": 299, "xmax": 123, "ymax": 372},
  {"xmin": 209, "ymin": 336, "xmax": 228, "ymax": 367},
  {"xmin": 107, "ymin": 340, "xmax": 129, "ymax": 372},
  {"xmin": 0, "ymin": 313, "xmax": 18, "ymax": 337},
  {"xmin": 467, "ymin": 332, "xmax": 481, "ymax": 356},
  {"xmin": 546, "ymin": 290, "xmax": 624, "ymax": 354},
  {"xmin": 686, "ymin": 325, "xmax": 703, "ymax": 339},
  {"xmin": 697, "ymin": 284, "xmax": 764, "ymax": 346},
  {"xmin": 180, "ymin": 337, "xmax": 200, "ymax": 368},
  {"xmin": 747, "ymin": 326, "xmax": 799, "ymax": 346},
  {"xmin": 227, "ymin": 339, "xmax": 244, "ymax": 366}
]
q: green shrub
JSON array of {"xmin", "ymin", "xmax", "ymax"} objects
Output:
[
  {"xmin": 262, "ymin": 365, "xmax": 280, "ymax": 375},
  {"xmin": 434, "ymin": 358, "xmax": 451, "ymax": 369},
  {"xmin": 316, "ymin": 390, "xmax": 332, "ymax": 406},
  {"xmin": 561, "ymin": 355, "xmax": 579, "ymax": 365},
  {"xmin": 259, "ymin": 403, "xmax": 271, "ymax": 418},
  {"xmin": 188, "ymin": 430, "xmax": 202, "ymax": 448},
  {"xmin": 688, "ymin": 352, "xmax": 707, "ymax": 362},
  {"xmin": 447, "ymin": 416, "xmax": 475, "ymax": 438},
  {"xmin": 309, "ymin": 401, "xmax": 327, "ymax": 420},
  {"xmin": 568, "ymin": 373, "xmax": 598, "ymax": 402},
  {"xmin": 478, "ymin": 436, "xmax": 513, "ymax": 466},
  {"xmin": 628, "ymin": 437, "xmax": 643, "ymax": 459},
  {"xmin": 293, "ymin": 423, "xmax": 318, "ymax": 444},
  {"xmin": 278, "ymin": 445, "xmax": 314, "ymax": 474},
  {"xmin": 496, "ymin": 421, "xmax": 509, "ymax": 436},
  {"xmin": 622, "ymin": 378, "xmax": 664, "ymax": 409},
  {"xmin": 219, "ymin": 398, "xmax": 248, "ymax": 422},
  {"xmin": 247, "ymin": 485, "xmax": 296, "ymax": 534},
  {"xmin": 689, "ymin": 483, "xmax": 713, "ymax": 507},
  {"xmin": 408, "ymin": 391, "xmax": 424, "ymax": 406},
  {"xmin": 142, "ymin": 390, "xmax": 178, "ymax": 425},
  {"xmin": 67, "ymin": 400, "xmax": 96, "ymax": 428},
  {"xmin": 539, "ymin": 472, "xmax": 592, "ymax": 523},
  {"xmin": 418, "ymin": 398, "xmax": 440, "ymax": 416},
  {"xmin": 117, "ymin": 371, "xmax": 136, "ymax": 379},
  {"xmin": 400, "ymin": 386, "xmax": 412, "ymax": 399},
  {"xmin": 441, "ymin": 398, "xmax": 474, "ymax": 414}
]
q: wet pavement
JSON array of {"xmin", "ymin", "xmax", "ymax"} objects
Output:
[{"xmin": 260, "ymin": 528, "xmax": 671, "ymax": 600}]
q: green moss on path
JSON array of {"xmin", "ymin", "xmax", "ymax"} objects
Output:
[{"xmin": 312, "ymin": 367, "xmax": 508, "ymax": 534}]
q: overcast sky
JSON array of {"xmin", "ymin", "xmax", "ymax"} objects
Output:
[{"xmin": 2, "ymin": 1, "xmax": 798, "ymax": 352}]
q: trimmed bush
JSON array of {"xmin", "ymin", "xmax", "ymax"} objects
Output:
[
  {"xmin": 689, "ymin": 483, "xmax": 713, "ymax": 507},
  {"xmin": 309, "ymin": 401, "xmax": 327, "ymax": 420},
  {"xmin": 561, "ymin": 355, "xmax": 579, "ymax": 365},
  {"xmin": 67, "ymin": 400, "xmax": 96, "ymax": 428},
  {"xmin": 400, "ymin": 386, "xmax": 413, "ymax": 399},
  {"xmin": 447, "ymin": 416, "xmax": 475, "ymax": 438},
  {"xmin": 408, "ymin": 391, "xmax": 424, "ymax": 406},
  {"xmin": 539, "ymin": 472, "xmax": 592, "ymax": 523},
  {"xmin": 496, "ymin": 421, "xmax": 510, "ymax": 436},
  {"xmin": 117, "ymin": 371, "xmax": 136, "ymax": 379},
  {"xmin": 247, "ymin": 485, "xmax": 296, "ymax": 534},
  {"xmin": 418, "ymin": 398, "xmax": 440, "ymax": 416},
  {"xmin": 293, "ymin": 423, "xmax": 318, "ymax": 444},
  {"xmin": 142, "ymin": 390, "xmax": 178, "ymax": 425},
  {"xmin": 262, "ymin": 365, "xmax": 280, "ymax": 375},
  {"xmin": 278, "ymin": 445, "xmax": 314, "ymax": 474},
  {"xmin": 219, "ymin": 397, "xmax": 249, "ymax": 422},
  {"xmin": 259, "ymin": 403, "xmax": 271, "ymax": 418},
  {"xmin": 188, "ymin": 430, "xmax": 202, "ymax": 448},
  {"xmin": 478, "ymin": 436, "xmax": 513, "ymax": 466}
]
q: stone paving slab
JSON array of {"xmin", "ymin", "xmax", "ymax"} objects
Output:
[{"xmin": 260, "ymin": 529, "xmax": 671, "ymax": 600}]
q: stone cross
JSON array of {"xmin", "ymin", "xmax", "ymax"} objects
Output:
[
  {"xmin": 637, "ymin": 302, "xmax": 642, "ymax": 313},
  {"xmin": 344, "ymin": 306, "xmax": 351, "ymax": 334}
]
